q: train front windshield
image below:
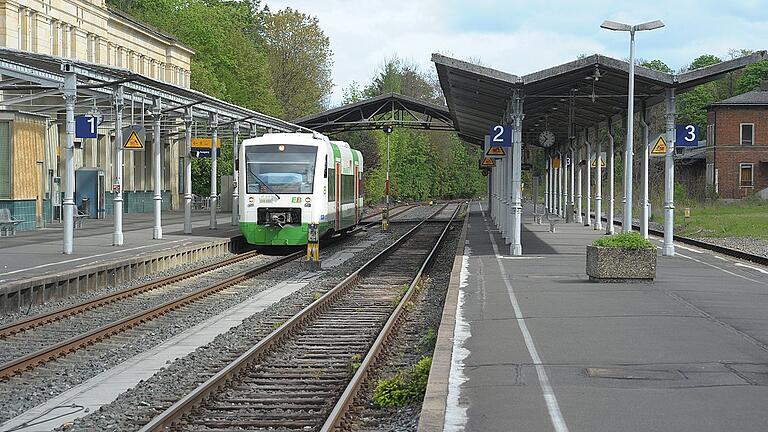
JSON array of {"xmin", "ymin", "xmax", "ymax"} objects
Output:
[{"xmin": 245, "ymin": 144, "xmax": 318, "ymax": 194}]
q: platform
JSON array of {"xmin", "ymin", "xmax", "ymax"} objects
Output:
[{"xmin": 421, "ymin": 202, "xmax": 768, "ymax": 432}]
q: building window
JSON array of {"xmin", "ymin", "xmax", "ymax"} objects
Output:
[
  {"xmin": 740, "ymin": 123, "xmax": 754, "ymax": 146},
  {"xmin": 740, "ymin": 163, "xmax": 754, "ymax": 187},
  {"xmin": 0, "ymin": 122, "xmax": 10, "ymax": 198}
]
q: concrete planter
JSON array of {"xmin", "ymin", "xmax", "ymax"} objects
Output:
[{"xmin": 586, "ymin": 245, "xmax": 656, "ymax": 282}]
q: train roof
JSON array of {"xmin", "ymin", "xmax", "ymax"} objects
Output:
[{"xmin": 242, "ymin": 132, "xmax": 329, "ymax": 146}]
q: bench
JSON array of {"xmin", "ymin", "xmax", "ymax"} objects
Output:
[
  {"xmin": 545, "ymin": 212, "xmax": 562, "ymax": 233},
  {"xmin": 0, "ymin": 208, "xmax": 24, "ymax": 236}
]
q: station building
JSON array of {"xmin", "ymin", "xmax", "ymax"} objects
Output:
[
  {"xmin": 707, "ymin": 82, "xmax": 768, "ymax": 199},
  {"xmin": 0, "ymin": 0, "xmax": 194, "ymax": 230}
]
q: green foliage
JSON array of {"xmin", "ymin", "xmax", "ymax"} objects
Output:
[
  {"xmin": 421, "ymin": 327, "xmax": 438, "ymax": 352},
  {"xmin": 736, "ymin": 60, "xmax": 768, "ymax": 93},
  {"xmin": 371, "ymin": 356, "xmax": 432, "ymax": 408},
  {"xmin": 257, "ymin": 7, "xmax": 334, "ymax": 119},
  {"xmin": 688, "ymin": 54, "xmax": 722, "ymax": 70},
  {"xmin": 640, "ymin": 59, "xmax": 672, "ymax": 73},
  {"xmin": 593, "ymin": 232, "xmax": 654, "ymax": 249}
]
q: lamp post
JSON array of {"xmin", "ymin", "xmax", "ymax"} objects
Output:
[
  {"xmin": 600, "ymin": 19, "xmax": 664, "ymax": 231},
  {"xmin": 382, "ymin": 124, "xmax": 393, "ymax": 231}
]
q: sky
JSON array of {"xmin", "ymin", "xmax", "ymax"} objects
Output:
[{"xmin": 265, "ymin": 0, "xmax": 768, "ymax": 106}]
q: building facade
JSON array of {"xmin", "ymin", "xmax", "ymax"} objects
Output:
[
  {"xmin": 706, "ymin": 85, "xmax": 768, "ymax": 200},
  {"xmin": 0, "ymin": 0, "xmax": 194, "ymax": 230}
]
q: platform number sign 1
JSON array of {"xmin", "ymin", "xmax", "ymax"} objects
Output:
[
  {"xmin": 489, "ymin": 124, "xmax": 512, "ymax": 147},
  {"xmin": 675, "ymin": 124, "xmax": 699, "ymax": 147},
  {"xmin": 75, "ymin": 115, "xmax": 99, "ymax": 139}
]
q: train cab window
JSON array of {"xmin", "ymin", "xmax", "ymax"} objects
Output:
[
  {"xmin": 328, "ymin": 168, "xmax": 335, "ymax": 202},
  {"xmin": 245, "ymin": 144, "xmax": 317, "ymax": 194},
  {"xmin": 341, "ymin": 174, "xmax": 355, "ymax": 204}
]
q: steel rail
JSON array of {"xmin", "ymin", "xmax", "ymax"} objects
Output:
[
  {"xmin": 321, "ymin": 204, "xmax": 461, "ymax": 431},
  {"xmin": 0, "ymin": 248, "xmax": 262, "ymax": 339},
  {"xmin": 0, "ymin": 250, "xmax": 304, "ymax": 379},
  {"xmin": 137, "ymin": 203, "xmax": 453, "ymax": 432}
]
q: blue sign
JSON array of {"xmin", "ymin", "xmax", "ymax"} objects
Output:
[
  {"xmin": 675, "ymin": 124, "xmax": 699, "ymax": 147},
  {"xmin": 75, "ymin": 116, "xmax": 98, "ymax": 138},
  {"xmin": 489, "ymin": 124, "xmax": 512, "ymax": 147},
  {"xmin": 192, "ymin": 149, "xmax": 220, "ymax": 158}
]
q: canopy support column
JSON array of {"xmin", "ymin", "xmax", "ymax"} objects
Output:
[
  {"xmin": 62, "ymin": 64, "xmax": 76, "ymax": 255},
  {"xmin": 209, "ymin": 111, "xmax": 219, "ymax": 230},
  {"xmin": 576, "ymin": 132, "xmax": 583, "ymax": 224},
  {"xmin": 640, "ymin": 105, "xmax": 650, "ymax": 239},
  {"xmin": 663, "ymin": 88, "xmax": 676, "ymax": 256},
  {"xmin": 152, "ymin": 96, "xmax": 163, "ymax": 240},
  {"xmin": 584, "ymin": 130, "xmax": 592, "ymax": 226},
  {"xmin": 183, "ymin": 108, "xmax": 193, "ymax": 234},
  {"xmin": 544, "ymin": 153, "xmax": 550, "ymax": 213},
  {"xmin": 231, "ymin": 122, "xmax": 240, "ymax": 226},
  {"xmin": 607, "ymin": 118, "xmax": 616, "ymax": 234},
  {"xmin": 595, "ymin": 123, "xmax": 603, "ymax": 230},
  {"xmin": 113, "ymin": 86, "xmax": 125, "ymax": 245},
  {"xmin": 510, "ymin": 89, "xmax": 524, "ymax": 256}
]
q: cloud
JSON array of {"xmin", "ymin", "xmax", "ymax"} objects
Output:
[{"xmin": 264, "ymin": 1, "xmax": 768, "ymax": 106}]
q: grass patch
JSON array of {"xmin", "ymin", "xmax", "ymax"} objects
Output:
[
  {"xmin": 593, "ymin": 232, "xmax": 654, "ymax": 249},
  {"xmin": 676, "ymin": 199, "xmax": 768, "ymax": 239},
  {"xmin": 421, "ymin": 327, "xmax": 438, "ymax": 352},
  {"xmin": 371, "ymin": 356, "xmax": 432, "ymax": 408}
]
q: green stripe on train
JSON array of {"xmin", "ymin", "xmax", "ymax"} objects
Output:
[{"xmin": 240, "ymin": 222, "xmax": 330, "ymax": 246}]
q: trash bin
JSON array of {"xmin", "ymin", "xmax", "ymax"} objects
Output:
[{"xmin": 565, "ymin": 203, "xmax": 574, "ymax": 223}]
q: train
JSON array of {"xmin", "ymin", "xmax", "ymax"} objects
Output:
[{"xmin": 238, "ymin": 132, "xmax": 364, "ymax": 246}]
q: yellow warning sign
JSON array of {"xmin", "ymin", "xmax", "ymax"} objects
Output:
[
  {"xmin": 124, "ymin": 130, "xmax": 144, "ymax": 150},
  {"xmin": 552, "ymin": 157, "xmax": 561, "ymax": 169},
  {"xmin": 480, "ymin": 157, "xmax": 496, "ymax": 168},
  {"xmin": 591, "ymin": 153, "xmax": 606, "ymax": 168},
  {"xmin": 486, "ymin": 146, "xmax": 506, "ymax": 157},
  {"xmin": 192, "ymin": 137, "xmax": 221, "ymax": 149},
  {"xmin": 651, "ymin": 135, "xmax": 667, "ymax": 156}
]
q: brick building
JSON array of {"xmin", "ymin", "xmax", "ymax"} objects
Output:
[{"xmin": 707, "ymin": 84, "xmax": 768, "ymax": 199}]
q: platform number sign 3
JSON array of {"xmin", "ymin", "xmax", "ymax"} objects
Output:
[
  {"xmin": 490, "ymin": 124, "xmax": 512, "ymax": 147},
  {"xmin": 675, "ymin": 124, "xmax": 699, "ymax": 147},
  {"xmin": 75, "ymin": 115, "xmax": 99, "ymax": 139}
]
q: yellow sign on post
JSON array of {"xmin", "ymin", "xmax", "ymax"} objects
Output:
[
  {"xmin": 552, "ymin": 157, "xmax": 561, "ymax": 169},
  {"xmin": 651, "ymin": 135, "xmax": 667, "ymax": 156},
  {"xmin": 486, "ymin": 146, "xmax": 506, "ymax": 158},
  {"xmin": 192, "ymin": 137, "xmax": 221, "ymax": 149},
  {"xmin": 480, "ymin": 157, "xmax": 496, "ymax": 168},
  {"xmin": 123, "ymin": 130, "xmax": 144, "ymax": 150}
]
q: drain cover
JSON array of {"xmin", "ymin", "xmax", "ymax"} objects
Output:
[{"xmin": 585, "ymin": 367, "xmax": 681, "ymax": 380}]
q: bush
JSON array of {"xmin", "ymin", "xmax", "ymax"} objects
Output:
[
  {"xmin": 371, "ymin": 356, "xmax": 433, "ymax": 408},
  {"xmin": 592, "ymin": 232, "xmax": 654, "ymax": 249}
]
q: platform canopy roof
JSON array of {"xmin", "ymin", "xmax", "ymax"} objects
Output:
[
  {"xmin": 294, "ymin": 92, "xmax": 453, "ymax": 133},
  {"xmin": 0, "ymin": 47, "xmax": 307, "ymax": 136},
  {"xmin": 432, "ymin": 51, "xmax": 768, "ymax": 147}
]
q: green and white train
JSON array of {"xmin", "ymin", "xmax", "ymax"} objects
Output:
[{"xmin": 238, "ymin": 132, "xmax": 364, "ymax": 246}]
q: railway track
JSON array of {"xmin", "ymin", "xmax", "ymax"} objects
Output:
[
  {"xmin": 138, "ymin": 203, "xmax": 461, "ymax": 432},
  {"xmin": 0, "ymin": 209, "xmax": 426, "ymax": 381}
]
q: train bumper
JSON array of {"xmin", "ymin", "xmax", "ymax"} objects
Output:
[{"xmin": 240, "ymin": 222, "xmax": 329, "ymax": 246}]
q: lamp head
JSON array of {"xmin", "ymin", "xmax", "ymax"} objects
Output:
[{"xmin": 600, "ymin": 20, "xmax": 631, "ymax": 31}]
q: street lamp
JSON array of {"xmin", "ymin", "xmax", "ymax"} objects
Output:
[{"xmin": 600, "ymin": 19, "xmax": 664, "ymax": 231}]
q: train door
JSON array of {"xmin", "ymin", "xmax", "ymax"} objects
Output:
[
  {"xmin": 335, "ymin": 161, "xmax": 341, "ymax": 230},
  {"xmin": 353, "ymin": 165, "xmax": 359, "ymax": 224}
]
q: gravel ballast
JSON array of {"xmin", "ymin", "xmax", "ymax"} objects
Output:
[{"xmin": 39, "ymin": 223, "xmax": 418, "ymax": 431}]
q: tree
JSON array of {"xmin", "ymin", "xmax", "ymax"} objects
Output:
[
  {"xmin": 688, "ymin": 54, "xmax": 722, "ymax": 71},
  {"xmin": 639, "ymin": 59, "xmax": 672, "ymax": 73},
  {"xmin": 257, "ymin": 7, "xmax": 334, "ymax": 120},
  {"xmin": 677, "ymin": 54, "xmax": 724, "ymax": 138},
  {"xmin": 364, "ymin": 57, "xmax": 441, "ymax": 104},
  {"xmin": 736, "ymin": 60, "xmax": 768, "ymax": 93}
]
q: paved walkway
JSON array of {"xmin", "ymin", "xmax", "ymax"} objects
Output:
[
  {"xmin": 430, "ymin": 202, "xmax": 768, "ymax": 432},
  {"xmin": 0, "ymin": 211, "xmax": 240, "ymax": 284}
]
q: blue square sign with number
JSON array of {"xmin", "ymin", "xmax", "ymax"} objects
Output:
[
  {"xmin": 75, "ymin": 116, "xmax": 98, "ymax": 138},
  {"xmin": 675, "ymin": 124, "xmax": 699, "ymax": 147},
  {"xmin": 489, "ymin": 124, "xmax": 512, "ymax": 147}
]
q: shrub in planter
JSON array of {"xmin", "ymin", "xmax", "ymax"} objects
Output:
[{"xmin": 586, "ymin": 232, "xmax": 656, "ymax": 282}]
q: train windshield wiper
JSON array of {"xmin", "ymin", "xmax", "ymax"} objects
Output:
[{"xmin": 247, "ymin": 165, "xmax": 280, "ymax": 200}]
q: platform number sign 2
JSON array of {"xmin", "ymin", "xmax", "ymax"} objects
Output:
[
  {"xmin": 75, "ymin": 115, "xmax": 99, "ymax": 139},
  {"xmin": 490, "ymin": 124, "xmax": 512, "ymax": 147},
  {"xmin": 675, "ymin": 124, "xmax": 699, "ymax": 147}
]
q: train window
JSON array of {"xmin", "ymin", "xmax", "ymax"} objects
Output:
[
  {"xmin": 341, "ymin": 174, "xmax": 355, "ymax": 204},
  {"xmin": 245, "ymin": 144, "xmax": 317, "ymax": 194},
  {"xmin": 328, "ymin": 168, "xmax": 335, "ymax": 202}
]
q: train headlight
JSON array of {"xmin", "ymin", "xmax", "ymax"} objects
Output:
[
  {"xmin": 305, "ymin": 197, "xmax": 311, "ymax": 203},
  {"xmin": 278, "ymin": 144, "xmax": 285, "ymax": 152}
]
